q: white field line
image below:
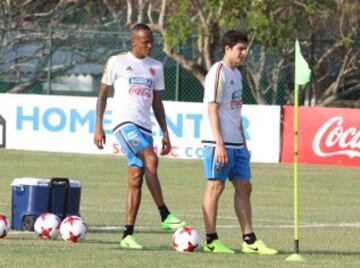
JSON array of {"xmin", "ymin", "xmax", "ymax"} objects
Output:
[
  {"xmin": 81, "ymin": 207, "xmax": 293, "ymax": 223},
  {"xmin": 8, "ymin": 222, "xmax": 360, "ymax": 235}
]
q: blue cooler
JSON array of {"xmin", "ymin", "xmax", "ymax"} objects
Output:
[{"xmin": 11, "ymin": 177, "xmax": 81, "ymax": 231}]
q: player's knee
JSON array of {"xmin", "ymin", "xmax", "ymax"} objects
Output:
[
  {"xmin": 235, "ymin": 181, "xmax": 252, "ymax": 197},
  {"xmin": 144, "ymin": 153, "xmax": 158, "ymax": 169},
  {"xmin": 207, "ymin": 181, "xmax": 225, "ymax": 196},
  {"xmin": 128, "ymin": 173, "xmax": 143, "ymax": 189},
  {"xmin": 243, "ymin": 182, "xmax": 252, "ymax": 197},
  {"xmin": 246, "ymin": 183, "xmax": 252, "ymax": 197}
]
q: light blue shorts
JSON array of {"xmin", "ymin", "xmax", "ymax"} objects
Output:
[
  {"xmin": 203, "ymin": 146, "xmax": 251, "ymax": 181},
  {"xmin": 113, "ymin": 123, "xmax": 153, "ymax": 168}
]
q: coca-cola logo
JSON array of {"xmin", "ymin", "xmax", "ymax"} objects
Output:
[
  {"xmin": 128, "ymin": 86, "xmax": 152, "ymax": 98},
  {"xmin": 313, "ymin": 116, "xmax": 360, "ymax": 158}
]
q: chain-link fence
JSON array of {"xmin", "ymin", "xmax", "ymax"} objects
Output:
[
  {"xmin": 0, "ymin": 27, "xmax": 294, "ymax": 104},
  {"xmin": 0, "ymin": 27, "xmax": 206, "ymax": 102},
  {"xmin": 1, "ymin": 27, "xmax": 358, "ymax": 106}
]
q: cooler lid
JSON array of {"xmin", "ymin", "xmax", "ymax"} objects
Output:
[
  {"xmin": 11, "ymin": 178, "xmax": 50, "ymax": 186},
  {"xmin": 11, "ymin": 177, "xmax": 81, "ymax": 187}
]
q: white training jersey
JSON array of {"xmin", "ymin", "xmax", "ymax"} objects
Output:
[
  {"xmin": 201, "ymin": 61, "xmax": 244, "ymax": 148},
  {"xmin": 101, "ymin": 52, "xmax": 165, "ymax": 132}
]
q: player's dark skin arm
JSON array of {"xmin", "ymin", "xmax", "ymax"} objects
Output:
[
  {"xmin": 152, "ymin": 90, "xmax": 171, "ymax": 155},
  {"xmin": 94, "ymin": 83, "xmax": 109, "ymax": 149}
]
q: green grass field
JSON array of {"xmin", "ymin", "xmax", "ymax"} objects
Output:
[{"xmin": 1, "ymin": 149, "xmax": 359, "ymax": 267}]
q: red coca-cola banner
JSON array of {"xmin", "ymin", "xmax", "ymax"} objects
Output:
[{"xmin": 281, "ymin": 105, "xmax": 360, "ymax": 166}]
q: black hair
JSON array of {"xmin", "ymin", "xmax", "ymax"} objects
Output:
[
  {"xmin": 222, "ymin": 31, "xmax": 248, "ymax": 53},
  {"xmin": 132, "ymin": 23, "xmax": 152, "ymax": 33}
]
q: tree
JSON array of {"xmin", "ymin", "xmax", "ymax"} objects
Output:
[
  {"xmin": 122, "ymin": 0, "xmax": 359, "ymax": 106},
  {"xmin": 0, "ymin": 0, "xmax": 125, "ymax": 93},
  {"xmin": 298, "ymin": 0, "xmax": 360, "ymax": 107},
  {"xmin": 0, "ymin": 0, "xmax": 359, "ymax": 107}
]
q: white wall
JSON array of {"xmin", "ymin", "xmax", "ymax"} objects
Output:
[{"xmin": 0, "ymin": 94, "xmax": 281, "ymax": 163}]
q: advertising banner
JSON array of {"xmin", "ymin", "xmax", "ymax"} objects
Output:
[
  {"xmin": 0, "ymin": 94, "xmax": 281, "ymax": 163},
  {"xmin": 281, "ymin": 105, "xmax": 360, "ymax": 166}
]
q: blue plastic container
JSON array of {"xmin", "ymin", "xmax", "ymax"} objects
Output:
[{"xmin": 11, "ymin": 177, "xmax": 81, "ymax": 230}]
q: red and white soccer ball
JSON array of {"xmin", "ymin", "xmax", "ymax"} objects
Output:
[
  {"xmin": 60, "ymin": 216, "xmax": 87, "ymax": 242},
  {"xmin": 34, "ymin": 213, "xmax": 61, "ymax": 240},
  {"xmin": 172, "ymin": 226, "xmax": 201, "ymax": 252},
  {"xmin": 0, "ymin": 213, "xmax": 10, "ymax": 239}
]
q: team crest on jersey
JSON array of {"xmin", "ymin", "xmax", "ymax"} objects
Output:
[
  {"xmin": 132, "ymin": 138, "xmax": 140, "ymax": 146},
  {"xmin": 126, "ymin": 66, "xmax": 133, "ymax": 71},
  {"xmin": 230, "ymin": 80, "xmax": 235, "ymax": 85},
  {"xmin": 149, "ymin": 67, "xmax": 155, "ymax": 76}
]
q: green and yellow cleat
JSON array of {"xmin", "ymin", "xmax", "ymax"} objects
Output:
[
  {"xmin": 161, "ymin": 213, "xmax": 186, "ymax": 231},
  {"xmin": 203, "ymin": 239, "xmax": 235, "ymax": 254},
  {"xmin": 120, "ymin": 235, "xmax": 143, "ymax": 250},
  {"xmin": 241, "ymin": 239, "xmax": 278, "ymax": 255}
]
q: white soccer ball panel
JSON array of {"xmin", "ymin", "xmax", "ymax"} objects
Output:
[
  {"xmin": 0, "ymin": 213, "xmax": 10, "ymax": 239},
  {"xmin": 60, "ymin": 216, "xmax": 87, "ymax": 242},
  {"xmin": 172, "ymin": 226, "xmax": 200, "ymax": 252},
  {"xmin": 34, "ymin": 213, "xmax": 61, "ymax": 239}
]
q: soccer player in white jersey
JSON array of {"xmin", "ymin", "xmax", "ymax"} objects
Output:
[
  {"xmin": 201, "ymin": 31, "xmax": 278, "ymax": 254},
  {"xmin": 94, "ymin": 24, "xmax": 186, "ymax": 249}
]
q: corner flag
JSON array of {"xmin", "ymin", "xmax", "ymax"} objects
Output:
[
  {"xmin": 286, "ymin": 40, "xmax": 311, "ymax": 263},
  {"xmin": 295, "ymin": 40, "xmax": 311, "ymax": 85}
]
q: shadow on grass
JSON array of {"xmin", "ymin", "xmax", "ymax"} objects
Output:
[
  {"xmin": 73, "ymin": 241, "xmax": 200, "ymax": 253},
  {"xmin": 84, "ymin": 244, "xmax": 176, "ymax": 252},
  {"xmin": 82, "ymin": 239, "xmax": 119, "ymax": 245},
  {"xmin": 121, "ymin": 245, "xmax": 175, "ymax": 252},
  {"xmin": 279, "ymin": 250, "xmax": 360, "ymax": 257},
  {"xmin": 301, "ymin": 250, "xmax": 360, "ymax": 256},
  {"xmin": 111, "ymin": 247, "xmax": 286, "ymax": 255},
  {"xmin": 7, "ymin": 236, "xmax": 39, "ymax": 241}
]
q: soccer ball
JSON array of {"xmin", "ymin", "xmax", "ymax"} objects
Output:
[
  {"xmin": 172, "ymin": 226, "xmax": 200, "ymax": 252},
  {"xmin": 60, "ymin": 216, "xmax": 87, "ymax": 242},
  {"xmin": 0, "ymin": 213, "xmax": 10, "ymax": 239},
  {"xmin": 34, "ymin": 213, "xmax": 61, "ymax": 240}
]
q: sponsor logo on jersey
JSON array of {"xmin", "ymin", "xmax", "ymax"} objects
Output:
[
  {"xmin": 129, "ymin": 77, "xmax": 153, "ymax": 87},
  {"xmin": 230, "ymin": 91, "xmax": 242, "ymax": 109},
  {"xmin": 129, "ymin": 86, "xmax": 152, "ymax": 98}
]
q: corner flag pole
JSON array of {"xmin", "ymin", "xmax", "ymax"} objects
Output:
[
  {"xmin": 286, "ymin": 40, "xmax": 311, "ymax": 263},
  {"xmin": 293, "ymin": 83, "xmax": 300, "ymax": 253}
]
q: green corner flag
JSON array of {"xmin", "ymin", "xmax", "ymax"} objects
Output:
[
  {"xmin": 286, "ymin": 40, "xmax": 311, "ymax": 263},
  {"xmin": 295, "ymin": 40, "xmax": 311, "ymax": 85}
]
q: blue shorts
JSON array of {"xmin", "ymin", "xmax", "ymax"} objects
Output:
[
  {"xmin": 203, "ymin": 146, "xmax": 251, "ymax": 181},
  {"xmin": 113, "ymin": 123, "xmax": 153, "ymax": 168}
]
